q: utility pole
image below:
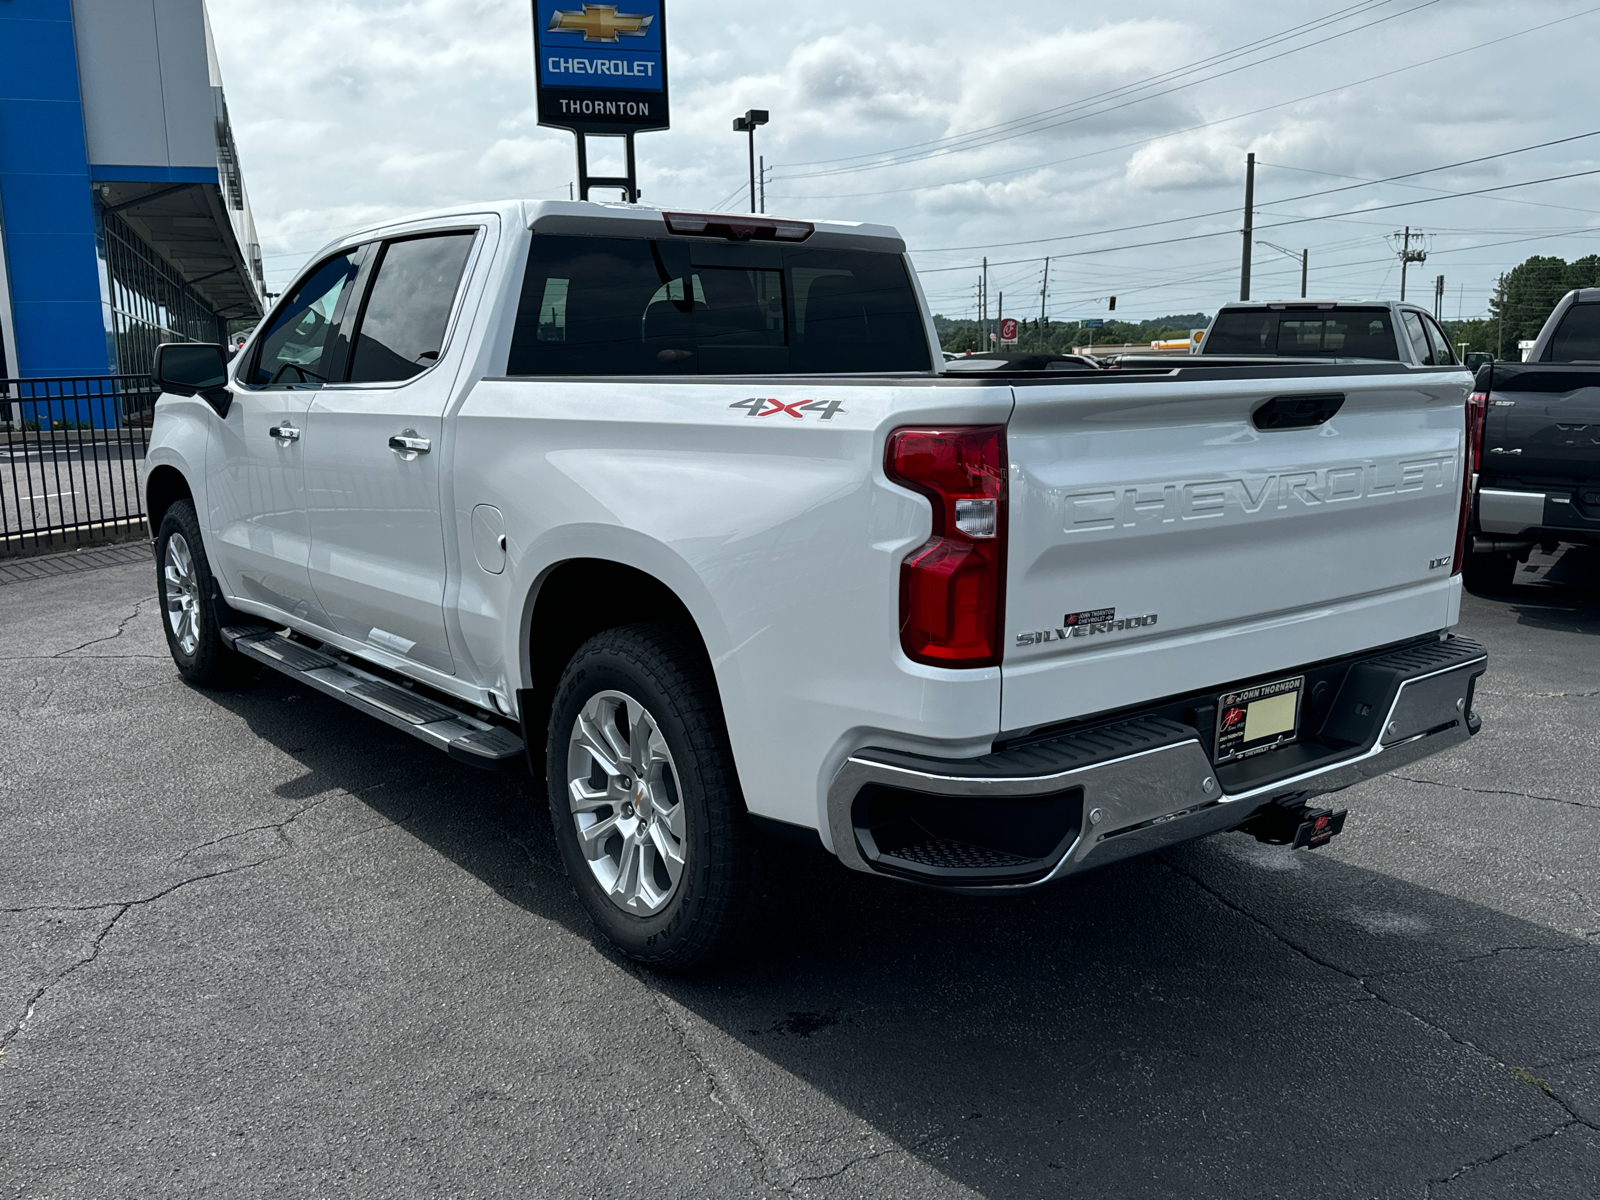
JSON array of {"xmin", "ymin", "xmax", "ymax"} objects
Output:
[
  {"xmin": 759, "ymin": 155, "xmax": 766, "ymax": 212},
  {"xmin": 1393, "ymin": 226, "xmax": 1427, "ymax": 301},
  {"xmin": 1240, "ymin": 152, "xmax": 1255, "ymax": 302},
  {"xmin": 731, "ymin": 109, "xmax": 768, "ymax": 213},
  {"xmin": 1040, "ymin": 257, "xmax": 1050, "ymax": 324},
  {"xmin": 1300, "ymin": 248, "xmax": 1308, "ymax": 299},
  {"xmin": 972, "ymin": 259, "xmax": 985, "ymax": 350},
  {"xmin": 1434, "ymin": 274, "xmax": 1445, "ymax": 319}
]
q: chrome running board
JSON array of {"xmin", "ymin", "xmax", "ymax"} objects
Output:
[{"xmin": 221, "ymin": 626, "xmax": 524, "ymax": 771}]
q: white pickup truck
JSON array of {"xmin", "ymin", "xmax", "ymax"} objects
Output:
[{"xmin": 145, "ymin": 200, "xmax": 1487, "ymax": 968}]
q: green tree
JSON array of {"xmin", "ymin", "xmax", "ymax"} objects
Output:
[{"xmin": 1485, "ymin": 254, "xmax": 1597, "ymax": 357}]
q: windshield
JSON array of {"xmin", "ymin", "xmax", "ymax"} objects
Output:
[{"xmin": 1203, "ymin": 307, "xmax": 1400, "ymax": 360}]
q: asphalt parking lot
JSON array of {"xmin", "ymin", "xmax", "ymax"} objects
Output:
[
  {"xmin": 2, "ymin": 545, "xmax": 1597, "ymax": 1199},
  {"xmin": 1, "ymin": 441, "xmax": 147, "ymax": 544}
]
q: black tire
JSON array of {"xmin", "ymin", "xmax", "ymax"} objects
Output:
[
  {"xmin": 154, "ymin": 499, "xmax": 261, "ymax": 688},
  {"xmin": 547, "ymin": 622, "xmax": 764, "ymax": 971},
  {"xmin": 1462, "ymin": 548, "xmax": 1517, "ymax": 595}
]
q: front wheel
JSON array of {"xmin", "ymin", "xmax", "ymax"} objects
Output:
[
  {"xmin": 155, "ymin": 500, "xmax": 260, "ymax": 687},
  {"xmin": 547, "ymin": 622, "xmax": 763, "ymax": 971}
]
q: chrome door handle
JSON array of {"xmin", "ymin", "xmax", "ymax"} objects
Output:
[
  {"xmin": 388, "ymin": 430, "xmax": 431, "ymax": 457},
  {"xmin": 269, "ymin": 424, "xmax": 300, "ymax": 441}
]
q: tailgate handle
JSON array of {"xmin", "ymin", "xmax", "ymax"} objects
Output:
[{"xmin": 1252, "ymin": 392, "xmax": 1345, "ymax": 430}]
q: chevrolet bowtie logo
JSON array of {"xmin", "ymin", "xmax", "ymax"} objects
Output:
[{"xmin": 547, "ymin": 4, "xmax": 653, "ymax": 42}]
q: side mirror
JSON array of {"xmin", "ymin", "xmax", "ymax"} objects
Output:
[
  {"xmin": 1463, "ymin": 351, "xmax": 1492, "ymax": 373},
  {"xmin": 153, "ymin": 342, "xmax": 232, "ymax": 417}
]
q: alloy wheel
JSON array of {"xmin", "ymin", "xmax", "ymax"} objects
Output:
[
  {"xmin": 566, "ymin": 689, "xmax": 687, "ymax": 915},
  {"xmin": 163, "ymin": 532, "xmax": 202, "ymax": 657}
]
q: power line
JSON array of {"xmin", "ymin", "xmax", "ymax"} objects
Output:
[
  {"xmin": 1257, "ymin": 159, "xmax": 1600, "ymax": 218},
  {"xmin": 767, "ymin": 4, "xmax": 1600, "ymax": 204},
  {"xmin": 777, "ymin": 0, "xmax": 1441, "ymax": 181},
  {"xmin": 780, "ymin": 0, "xmax": 1401, "ymax": 172},
  {"xmin": 910, "ymin": 129, "xmax": 1600, "ymax": 257},
  {"xmin": 912, "ymin": 164, "xmax": 1600, "ymax": 274}
]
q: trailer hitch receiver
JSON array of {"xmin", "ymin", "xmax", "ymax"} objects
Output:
[{"xmin": 1239, "ymin": 794, "xmax": 1348, "ymax": 850}]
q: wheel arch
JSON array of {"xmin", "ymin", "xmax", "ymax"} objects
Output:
[
  {"xmin": 145, "ymin": 465, "xmax": 194, "ymax": 538},
  {"xmin": 517, "ymin": 557, "xmax": 718, "ymax": 774}
]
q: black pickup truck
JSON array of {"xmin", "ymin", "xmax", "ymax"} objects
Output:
[{"xmin": 1465, "ymin": 288, "xmax": 1600, "ymax": 591}]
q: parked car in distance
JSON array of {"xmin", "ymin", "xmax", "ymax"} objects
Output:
[
  {"xmin": 1195, "ymin": 300, "xmax": 1464, "ymax": 367},
  {"xmin": 1462, "ymin": 288, "xmax": 1600, "ymax": 591}
]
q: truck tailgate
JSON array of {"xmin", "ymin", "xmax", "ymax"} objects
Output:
[
  {"xmin": 1001, "ymin": 370, "xmax": 1467, "ymax": 732},
  {"xmin": 1483, "ymin": 364, "xmax": 1600, "ymax": 487}
]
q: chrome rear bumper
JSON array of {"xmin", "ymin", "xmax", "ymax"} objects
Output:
[
  {"xmin": 1478, "ymin": 487, "xmax": 1547, "ymax": 535},
  {"xmin": 827, "ymin": 636, "xmax": 1486, "ymax": 889}
]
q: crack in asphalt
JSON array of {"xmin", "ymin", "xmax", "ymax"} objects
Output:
[
  {"xmin": 1, "ymin": 785, "xmax": 419, "ymax": 1053},
  {"xmin": 171, "ymin": 794, "xmax": 336, "ymax": 863},
  {"xmin": 8, "ymin": 654, "xmax": 167, "ymax": 661},
  {"xmin": 0, "ymin": 904, "xmax": 126, "ymax": 1055},
  {"xmin": 631, "ymin": 974, "xmax": 795, "ymax": 1195},
  {"xmin": 1392, "ymin": 773, "xmax": 1600, "ymax": 812},
  {"xmin": 49, "ymin": 596, "xmax": 156, "ymax": 658},
  {"xmin": 793, "ymin": 1136, "xmax": 939, "ymax": 1186},
  {"xmin": 1159, "ymin": 859, "xmax": 1600, "ymax": 1139},
  {"xmin": 1479, "ymin": 689, "xmax": 1600, "ymax": 699},
  {"xmin": 1370, "ymin": 942, "xmax": 1595, "ymax": 978},
  {"xmin": 0, "ymin": 858, "xmax": 275, "ymax": 1053},
  {"xmin": 1422, "ymin": 1121, "xmax": 1583, "ymax": 1196},
  {"xmin": 626, "ymin": 970, "xmax": 947, "ymax": 1195}
]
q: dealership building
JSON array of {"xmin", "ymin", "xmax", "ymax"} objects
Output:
[{"xmin": 0, "ymin": 0, "xmax": 264, "ymax": 381}]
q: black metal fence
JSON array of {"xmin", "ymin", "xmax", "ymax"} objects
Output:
[{"xmin": 1, "ymin": 376, "xmax": 159, "ymax": 555}]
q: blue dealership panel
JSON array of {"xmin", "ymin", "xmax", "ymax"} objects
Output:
[
  {"xmin": 536, "ymin": 0, "xmax": 663, "ymax": 91},
  {"xmin": 0, "ymin": 0, "xmax": 113, "ymax": 377},
  {"xmin": 534, "ymin": 0, "xmax": 669, "ymax": 131}
]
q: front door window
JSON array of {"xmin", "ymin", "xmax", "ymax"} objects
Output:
[{"xmin": 250, "ymin": 253, "xmax": 361, "ymax": 386}]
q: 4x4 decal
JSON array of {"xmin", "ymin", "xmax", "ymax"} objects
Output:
[{"xmin": 729, "ymin": 398, "xmax": 846, "ymax": 420}]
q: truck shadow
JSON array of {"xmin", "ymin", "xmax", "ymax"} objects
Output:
[
  {"xmin": 207, "ymin": 682, "xmax": 1600, "ymax": 1200},
  {"xmin": 1501, "ymin": 544, "xmax": 1600, "ymax": 635}
]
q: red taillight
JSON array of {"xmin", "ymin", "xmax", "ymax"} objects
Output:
[
  {"xmin": 1454, "ymin": 390, "xmax": 1488, "ymax": 576},
  {"xmin": 886, "ymin": 426, "xmax": 1007, "ymax": 667}
]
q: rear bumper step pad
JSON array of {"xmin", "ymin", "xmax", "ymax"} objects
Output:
[{"xmin": 222, "ymin": 626, "xmax": 523, "ymax": 771}]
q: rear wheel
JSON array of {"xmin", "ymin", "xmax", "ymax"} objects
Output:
[
  {"xmin": 547, "ymin": 622, "xmax": 764, "ymax": 971},
  {"xmin": 1462, "ymin": 548, "xmax": 1517, "ymax": 595},
  {"xmin": 155, "ymin": 500, "xmax": 260, "ymax": 687}
]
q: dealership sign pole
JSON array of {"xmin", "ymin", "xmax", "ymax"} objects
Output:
[{"xmin": 532, "ymin": 1, "xmax": 669, "ymax": 201}]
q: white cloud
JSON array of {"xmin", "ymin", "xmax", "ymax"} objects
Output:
[{"xmin": 207, "ymin": 0, "xmax": 1600, "ymax": 318}]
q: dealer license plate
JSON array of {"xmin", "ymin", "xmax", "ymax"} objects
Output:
[{"xmin": 1214, "ymin": 675, "xmax": 1305, "ymax": 764}]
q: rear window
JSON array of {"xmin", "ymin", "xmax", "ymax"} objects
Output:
[
  {"xmin": 1203, "ymin": 308, "xmax": 1400, "ymax": 360},
  {"xmin": 1545, "ymin": 303, "xmax": 1600, "ymax": 361},
  {"xmin": 506, "ymin": 235, "xmax": 931, "ymax": 375}
]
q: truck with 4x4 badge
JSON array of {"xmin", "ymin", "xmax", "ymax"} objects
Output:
[{"xmin": 143, "ymin": 200, "xmax": 1488, "ymax": 968}]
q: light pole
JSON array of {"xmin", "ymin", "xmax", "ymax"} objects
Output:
[
  {"xmin": 731, "ymin": 109, "xmax": 768, "ymax": 213},
  {"xmin": 1256, "ymin": 241, "xmax": 1308, "ymax": 298}
]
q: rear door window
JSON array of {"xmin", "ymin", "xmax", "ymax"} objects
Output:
[
  {"xmin": 346, "ymin": 232, "xmax": 478, "ymax": 384},
  {"xmin": 1204, "ymin": 308, "xmax": 1400, "ymax": 359},
  {"xmin": 1545, "ymin": 303, "xmax": 1600, "ymax": 361},
  {"xmin": 250, "ymin": 251, "xmax": 362, "ymax": 386},
  {"xmin": 506, "ymin": 235, "xmax": 931, "ymax": 375},
  {"xmin": 1401, "ymin": 311, "xmax": 1433, "ymax": 364},
  {"xmin": 1421, "ymin": 316, "xmax": 1456, "ymax": 365}
]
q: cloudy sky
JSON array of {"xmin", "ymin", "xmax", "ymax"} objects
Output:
[{"xmin": 207, "ymin": 0, "xmax": 1600, "ymax": 324}]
